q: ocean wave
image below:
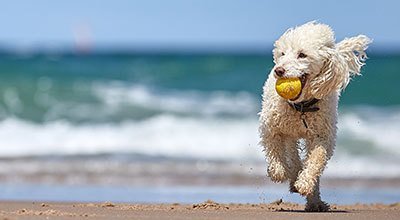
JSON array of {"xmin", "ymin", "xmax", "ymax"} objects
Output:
[
  {"xmin": 0, "ymin": 155, "xmax": 398, "ymax": 185},
  {"xmin": 0, "ymin": 116, "xmax": 260, "ymax": 159},
  {"xmin": 92, "ymin": 82, "xmax": 259, "ymax": 117},
  {"xmin": 0, "ymin": 107, "xmax": 399, "ymax": 158},
  {"xmin": 338, "ymin": 107, "xmax": 400, "ymax": 156},
  {"xmin": 326, "ymin": 155, "xmax": 400, "ymax": 178},
  {"xmin": 0, "ymin": 82, "xmax": 260, "ymax": 123},
  {"xmin": 0, "ymin": 107, "xmax": 399, "ymax": 177}
]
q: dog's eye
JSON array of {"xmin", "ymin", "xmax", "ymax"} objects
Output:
[
  {"xmin": 298, "ymin": 52, "xmax": 307, "ymax": 58},
  {"xmin": 281, "ymin": 52, "xmax": 285, "ymax": 56}
]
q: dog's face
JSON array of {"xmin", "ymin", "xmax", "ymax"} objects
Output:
[{"xmin": 272, "ymin": 22, "xmax": 337, "ymax": 101}]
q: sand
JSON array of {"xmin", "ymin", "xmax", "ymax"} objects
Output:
[{"xmin": 0, "ymin": 200, "xmax": 399, "ymax": 220}]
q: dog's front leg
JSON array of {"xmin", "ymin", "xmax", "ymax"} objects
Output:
[
  {"xmin": 294, "ymin": 143, "xmax": 328, "ymax": 196},
  {"xmin": 294, "ymin": 137, "xmax": 333, "ymax": 211},
  {"xmin": 262, "ymin": 133, "xmax": 291, "ymax": 183}
]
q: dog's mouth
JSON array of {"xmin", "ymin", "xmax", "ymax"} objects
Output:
[
  {"xmin": 300, "ymin": 73, "xmax": 307, "ymax": 88},
  {"xmin": 289, "ymin": 74, "xmax": 308, "ymax": 101}
]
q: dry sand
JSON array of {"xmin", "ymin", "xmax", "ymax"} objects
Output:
[{"xmin": 0, "ymin": 200, "xmax": 399, "ymax": 220}]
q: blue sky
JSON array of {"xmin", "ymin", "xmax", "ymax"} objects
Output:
[{"xmin": 0, "ymin": 0, "xmax": 399, "ymax": 51}]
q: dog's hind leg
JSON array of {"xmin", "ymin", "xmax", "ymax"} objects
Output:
[
  {"xmin": 261, "ymin": 133, "xmax": 291, "ymax": 183},
  {"xmin": 285, "ymin": 139, "xmax": 302, "ymax": 193}
]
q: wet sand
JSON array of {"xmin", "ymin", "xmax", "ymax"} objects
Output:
[{"xmin": 0, "ymin": 200, "xmax": 399, "ymax": 220}]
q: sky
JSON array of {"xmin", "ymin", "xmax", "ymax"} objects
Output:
[{"xmin": 0, "ymin": 0, "xmax": 399, "ymax": 52}]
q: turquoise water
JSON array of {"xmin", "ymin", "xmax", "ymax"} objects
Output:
[
  {"xmin": 0, "ymin": 53, "xmax": 399, "ymax": 124},
  {"xmin": 0, "ymin": 53, "xmax": 399, "ymax": 178}
]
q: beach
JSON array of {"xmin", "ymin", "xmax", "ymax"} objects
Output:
[
  {"xmin": 0, "ymin": 174, "xmax": 399, "ymax": 219},
  {"xmin": 1, "ymin": 200, "xmax": 399, "ymax": 220}
]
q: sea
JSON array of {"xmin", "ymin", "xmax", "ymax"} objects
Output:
[{"xmin": 0, "ymin": 52, "xmax": 399, "ymax": 204}]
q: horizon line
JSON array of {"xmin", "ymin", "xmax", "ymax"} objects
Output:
[{"xmin": 0, "ymin": 43, "xmax": 398, "ymax": 56}]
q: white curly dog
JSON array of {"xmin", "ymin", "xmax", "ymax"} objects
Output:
[{"xmin": 259, "ymin": 22, "xmax": 371, "ymax": 212}]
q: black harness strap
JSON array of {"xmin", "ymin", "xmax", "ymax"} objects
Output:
[
  {"xmin": 287, "ymin": 98, "xmax": 320, "ymax": 128},
  {"xmin": 288, "ymin": 98, "xmax": 320, "ymax": 113}
]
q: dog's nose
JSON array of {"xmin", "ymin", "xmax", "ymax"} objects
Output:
[{"xmin": 274, "ymin": 67, "xmax": 286, "ymax": 77}]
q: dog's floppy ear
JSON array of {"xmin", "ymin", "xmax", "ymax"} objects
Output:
[
  {"xmin": 310, "ymin": 35, "xmax": 371, "ymax": 99},
  {"xmin": 309, "ymin": 47, "xmax": 349, "ymax": 99},
  {"xmin": 336, "ymin": 35, "xmax": 372, "ymax": 76}
]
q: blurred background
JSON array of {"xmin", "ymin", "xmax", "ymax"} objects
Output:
[{"xmin": 0, "ymin": 0, "xmax": 399, "ymax": 204}]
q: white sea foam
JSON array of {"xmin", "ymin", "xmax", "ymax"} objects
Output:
[
  {"xmin": 0, "ymin": 105, "xmax": 399, "ymax": 177},
  {"xmin": 338, "ymin": 109, "xmax": 400, "ymax": 155},
  {"xmin": 0, "ymin": 116, "xmax": 261, "ymax": 159}
]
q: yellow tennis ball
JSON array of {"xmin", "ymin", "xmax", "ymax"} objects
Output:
[{"xmin": 275, "ymin": 78, "xmax": 302, "ymax": 100}]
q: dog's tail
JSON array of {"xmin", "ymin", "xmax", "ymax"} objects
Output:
[{"xmin": 336, "ymin": 35, "xmax": 372, "ymax": 76}]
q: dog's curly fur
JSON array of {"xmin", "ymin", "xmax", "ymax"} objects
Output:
[{"xmin": 259, "ymin": 22, "xmax": 371, "ymax": 212}]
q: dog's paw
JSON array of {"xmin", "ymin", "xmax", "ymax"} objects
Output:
[
  {"xmin": 305, "ymin": 201, "xmax": 330, "ymax": 212},
  {"xmin": 294, "ymin": 178, "xmax": 314, "ymax": 196},
  {"xmin": 267, "ymin": 162, "xmax": 287, "ymax": 183}
]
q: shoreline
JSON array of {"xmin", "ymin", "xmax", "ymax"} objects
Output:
[
  {"xmin": 0, "ymin": 200, "xmax": 399, "ymax": 220},
  {"xmin": 1, "ymin": 178, "xmax": 399, "ymax": 206}
]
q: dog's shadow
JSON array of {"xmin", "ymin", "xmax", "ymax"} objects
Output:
[{"xmin": 276, "ymin": 209, "xmax": 348, "ymax": 213}]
